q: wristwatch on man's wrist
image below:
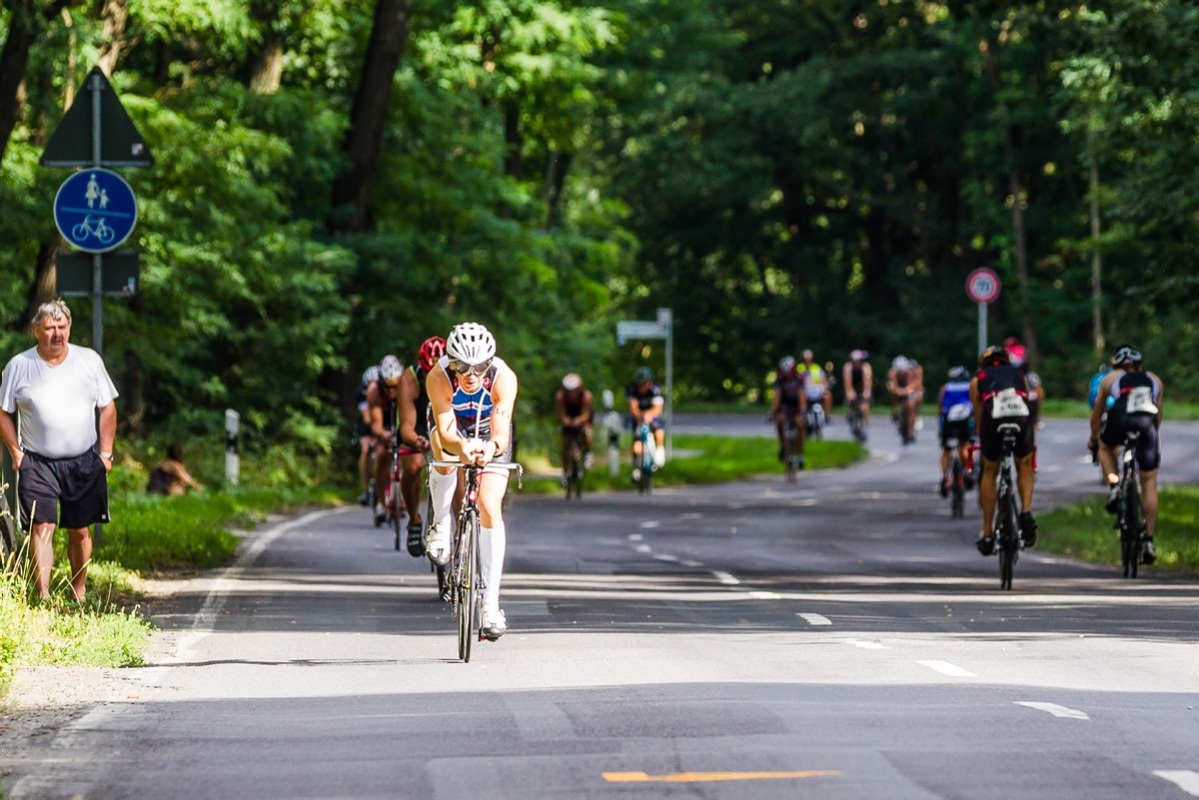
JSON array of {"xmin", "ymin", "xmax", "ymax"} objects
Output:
[{"xmin": 99, "ymin": 451, "xmax": 113, "ymax": 461}]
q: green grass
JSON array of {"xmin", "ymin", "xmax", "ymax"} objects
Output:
[
  {"xmin": 1038, "ymin": 485, "xmax": 1199, "ymax": 573},
  {"xmin": 521, "ymin": 433, "xmax": 867, "ymax": 495}
]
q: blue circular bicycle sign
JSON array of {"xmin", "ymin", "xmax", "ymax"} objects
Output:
[{"xmin": 53, "ymin": 168, "xmax": 138, "ymax": 253}]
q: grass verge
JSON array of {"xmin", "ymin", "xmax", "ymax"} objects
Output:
[
  {"xmin": 1037, "ymin": 485, "xmax": 1199, "ymax": 573},
  {"xmin": 521, "ymin": 433, "xmax": 867, "ymax": 495}
]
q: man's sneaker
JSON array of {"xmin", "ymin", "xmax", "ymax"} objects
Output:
[
  {"xmin": 357, "ymin": 489, "xmax": 371, "ymax": 507},
  {"xmin": 425, "ymin": 519, "xmax": 452, "ymax": 566},
  {"xmin": 406, "ymin": 523, "xmax": 425, "ymax": 558},
  {"xmin": 1018, "ymin": 511, "xmax": 1037, "ymax": 548},
  {"xmin": 939, "ymin": 479, "xmax": 949, "ymax": 498},
  {"xmin": 976, "ymin": 536, "xmax": 996, "ymax": 556},
  {"xmin": 583, "ymin": 452, "xmax": 594, "ymax": 470},
  {"xmin": 481, "ymin": 608, "xmax": 507, "ymax": 641},
  {"xmin": 631, "ymin": 467, "xmax": 642, "ymax": 482},
  {"xmin": 1141, "ymin": 538, "xmax": 1157, "ymax": 565},
  {"xmin": 1104, "ymin": 484, "xmax": 1121, "ymax": 514}
]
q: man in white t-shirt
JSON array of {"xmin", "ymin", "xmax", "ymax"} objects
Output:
[{"xmin": 0, "ymin": 299, "xmax": 118, "ymax": 601}]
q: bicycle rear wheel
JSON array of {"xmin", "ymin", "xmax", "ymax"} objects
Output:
[
  {"xmin": 998, "ymin": 491, "xmax": 1019, "ymax": 590},
  {"xmin": 456, "ymin": 509, "xmax": 480, "ymax": 662},
  {"xmin": 950, "ymin": 458, "xmax": 964, "ymax": 519},
  {"xmin": 391, "ymin": 481, "xmax": 403, "ymax": 550},
  {"xmin": 1120, "ymin": 479, "xmax": 1141, "ymax": 578}
]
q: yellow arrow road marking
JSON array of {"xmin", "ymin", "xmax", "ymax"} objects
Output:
[{"xmin": 603, "ymin": 770, "xmax": 841, "ymax": 783}]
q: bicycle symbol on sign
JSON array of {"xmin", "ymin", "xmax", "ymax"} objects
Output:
[{"xmin": 71, "ymin": 216, "xmax": 116, "ymax": 245}]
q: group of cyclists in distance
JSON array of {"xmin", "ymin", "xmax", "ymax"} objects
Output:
[
  {"xmin": 349, "ymin": 327, "xmax": 1164, "ymax": 644},
  {"xmin": 774, "ymin": 338, "xmax": 1163, "ymax": 566}
]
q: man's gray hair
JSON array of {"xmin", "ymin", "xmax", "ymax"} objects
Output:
[{"xmin": 30, "ymin": 299, "xmax": 72, "ymax": 331}]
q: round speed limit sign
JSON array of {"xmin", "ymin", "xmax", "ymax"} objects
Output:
[{"xmin": 965, "ymin": 268, "xmax": 1001, "ymax": 304}]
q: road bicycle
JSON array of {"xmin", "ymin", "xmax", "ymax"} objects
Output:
[
  {"xmin": 1114, "ymin": 430, "xmax": 1146, "ymax": 578},
  {"xmin": 430, "ymin": 459, "xmax": 522, "ymax": 662},
  {"xmin": 781, "ymin": 414, "xmax": 803, "ymax": 483},
  {"xmin": 943, "ymin": 437, "xmax": 967, "ymax": 518},
  {"xmin": 846, "ymin": 400, "xmax": 867, "ymax": 444},
  {"xmin": 563, "ymin": 427, "xmax": 587, "ymax": 500},
  {"xmin": 377, "ymin": 435, "xmax": 406, "ymax": 550},
  {"xmin": 896, "ymin": 396, "xmax": 917, "ymax": 445},
  {"xmin": 991, "ymin": 423, "xmax": 1023, "ymax": 590},
  {"xmin": 804, "ymin": 403, "xmax": 825, "ymax": 441},
  {"xmin": 632, "ymin": 422, "xmax": 657, "ymax": 495}
]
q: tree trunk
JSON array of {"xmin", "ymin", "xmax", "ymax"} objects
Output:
[
  {"xmin": 249, "ymin": 1, "xmax": 285, "ymax": 95},
  {"xmin": 96, "ymin": 0, "xmax": 130, "ymax": 76},
  {"xmin": 1089, "ymin": 157, "xmax": 1104, "ymax": 355},
  {"xmin": 0, "ymin": 0, "xmax": 70, "ymax": 165},
  {"xmin": 543, "ymin": 149, "xmax": 571, "ymax": 228},
  {"xmin": 328, "ymin": 0, "xmax": 412, "ymax": 234},
  {"xmin": 15, "ymin": 241, "xmax": 59, "ymax": 331},
  {"xmin": 503, "ymin": 99, "xmax": 521, "ymax": 177}
]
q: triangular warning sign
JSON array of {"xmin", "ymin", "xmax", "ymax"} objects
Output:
[{"xmin": 40, "ymin": 66, "xmax": 154, "ymax": 168}]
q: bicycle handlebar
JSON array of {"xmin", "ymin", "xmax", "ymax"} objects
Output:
[{"xmin": 429, "ymin": 459, "xmax": 523, "ymax": 488}]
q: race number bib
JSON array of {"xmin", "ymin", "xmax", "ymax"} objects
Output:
[
  {"xmin": 990, "ymin": 388, "xmax": 1029, "ymax": 419},
  {"xmin": 947, "ymin": 403, "xmax": 972, "ymax": 422},
  {"xmin": 1126, "ymin": 386, "xmax": 1159, "ymax": 415}
]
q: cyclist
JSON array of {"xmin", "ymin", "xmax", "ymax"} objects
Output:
[
  {"xmin": 626, "ymin": 367, "xmax": 666, "ymax": 481},
  {"xmin": 937, "ymin": 366, "xmax": 974, "ymax": 497},
  {"xmin": 1089, "ymin": 345, "xmax": 1163, "ymax": 564},
  {"xmin": 366, "ymin": 355, "xmax": 405, "ymax": 525},
  {"xmin": 771, "ymin": 355, "xmax": 807, "ymax": 467},
  {"xmin": 554, "ymin": 373, "xmax": 594, "ymax": 486},
  {"xmin": 970, "ymin": 345, "xmax": 1036, "ymax": 555},
  {"xmin": 396, "ymin": 336, "xmax": 445, "ymax": 556},
  {"xmin": 887, "ymin": 355, "xmax": 922, "ymax": 444},
  {"xmin": 424, "ymin": 322, "xmax": 518, "ymax": 640},
  {"xmin": 799, "ymin": 350, "xmax": 832, "ymax": 423},
  {"xmin": 841, "ymin": 349, "xmax": 872, "ymax": 437},
  {"xmin": 355, "ymin": 365, "xmax": 379, "ymax": 506}
]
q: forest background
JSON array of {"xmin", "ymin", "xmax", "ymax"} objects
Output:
[{"xmin": 2, "ymin": 0, "xmax": 1197, "ymax": 480}]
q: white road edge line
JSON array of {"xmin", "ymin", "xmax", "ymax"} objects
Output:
[
  {"xmin": 798, "ymin": 613, "xmax": 832, "ymax": 626},
  {"xmin": 916, "ymin": 660, "xmax": 976, "ymax": 677},
  {"xmin": 1155, "ymin": 771, "xmax": 1199, "ymax": 796},
  {"xmin": 711, "ymin": 571, "xmax": 740, "ymax": 586},
  {"xmin": 752, "ymin": 591, "xmax": 782, "ymax": 600},
  {"xmin": 845, "ymin": 640, "xmax": 889, "ymax": 649},
  {"xmin": 1015, "ymin": 702, "xmax": 1089, "ymax": 720}
]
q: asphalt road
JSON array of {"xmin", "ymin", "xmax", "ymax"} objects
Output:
[{"xmin": 5, "ymin": 413, "xmax": 1199, "ymax": 799}]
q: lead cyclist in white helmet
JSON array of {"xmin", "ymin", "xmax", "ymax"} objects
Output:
[{"xmin": 424, "ymin": 321, "xmax": 519, "ymax": 640}]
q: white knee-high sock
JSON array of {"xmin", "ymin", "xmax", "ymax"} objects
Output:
[
  {"xmin": 480, "ymin": 522, "xmax": 506, "ymax": 612},
  {"xmin": 429, "ymin": 468, "xmax": 457, "ymax": 526}
]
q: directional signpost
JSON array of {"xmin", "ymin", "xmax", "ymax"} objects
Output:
[
  {"xmin": 617, "ymin": 308, "xmax": 674, "ymax": 458},
  {"xmin": 966, "ymin": 267, "xmax": 1002, "ymax": 356}
]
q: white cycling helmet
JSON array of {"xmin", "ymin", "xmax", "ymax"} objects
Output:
[
  {"xmin": 378, "ymin": 355, "xmax": 404, "ymax": 385},
  {"xmin": 361, "ymin": 365, "xmax": 379, "ymax": 386},
  {"xmin": 850, "ymin": 349, "xmax": 866, "ymax": 362},
  {"xmin": 562, "ymin": 373, "xmax": 582, "ymax": 390},
  {"xmin": 446, "ymin": 322, "xmax": 496, "ymax": 366},
  {"xmin": 891, "ymin": 355, "xmax": 910, "ymax": 371}
]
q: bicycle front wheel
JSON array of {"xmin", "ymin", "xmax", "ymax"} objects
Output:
[{"xmin": 456, "ymin": 509, "xmax": 480, "ymax": 662}]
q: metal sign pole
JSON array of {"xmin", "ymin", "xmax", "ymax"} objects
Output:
[
  {"xmin": 89, "ymin": 70, "xmax": 104, "ymax": 354},
  {"xmin": 978, "ymin": 301, "xmax": 987, "ymax": 357},
  {"xmin": 659, "ymin": 308, "xmax": 673, "ymax": 459}
]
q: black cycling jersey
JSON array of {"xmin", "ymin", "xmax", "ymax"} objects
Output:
[
  {"xmin": 626, "ymin": 381, "xmax": 662, "ymax": 412},
  {"xmin": 976, "ymin": 364, "xmax": 1032, "ymax": 461},
  {"xmin": 411, "ymin": 365, "xmax": 430, "ymax": 438},
  {"xmin": 774, "ymin": 373, "xmax": 805, "ymax": 408},
  {"xmin": 850, "ymin": 365, "xmax": 865, "ymax": 395}
]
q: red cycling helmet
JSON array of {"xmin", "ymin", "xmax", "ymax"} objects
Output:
[{"xmin": 418, "ymin": 336, "xmax": 447, "ymax": 372}]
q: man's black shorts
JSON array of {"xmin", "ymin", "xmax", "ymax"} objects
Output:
[
  {"xmin": 18, "ymin": 450, "xmax": 110, "ymax": 529},
  {"xmin": 1100, "ymin": 413, "xmax": 1161, "ymax": 472},
  {"xmin": 979, "ymin": 417, "xmax": 1034, "ymax": 462}
]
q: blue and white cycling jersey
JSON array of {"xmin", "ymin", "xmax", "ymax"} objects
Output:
[{"xmin": 940, "ymin": 380, "xmax": 973, "ymax": 421}]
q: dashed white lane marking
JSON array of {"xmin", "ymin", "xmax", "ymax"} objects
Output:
[
  {"xmin": 1015, "ymin": 702, "xmax": 1089, "ymax": 720},
  {"xmin": 752, "ymin": 591, "xmax": 782, "ymax": 600},
  {"xmin": 679, "ymin": 513, "xmax": 704, "ymax": 520},
  {"xmin": 795, "ymin": 498, "xmax": 818, "ymax": 507},
  {"xmin": 640, "ymin": 520, "xmax": 660, "ymax": 529},
  {"xmin": 845, "ymin": 640, "xmax": 889, "ymax": 649},
  {"xmin": 681, "ymin": 560, "xmax": 703, "ymax": 567},
  {"xmin": 712, "ymin": 571, "xmax": 740, "ymax": 586},
  {"xmin": 797, "ymin": 613, "xmax": 831, "ymax": 626},
  {"xmin": 628, "ymin": 534, "xmax": 643, "ymax": 541},
  {"xmin": 916, "ymin": 660, "xmax": 976, "ymax": 677},
  {"xmin": 1154, "ymin": 771, "xmax": 1199, "ymax": 796},
  {"xmin": 653, "ymin": 554, "xmax": 679, "ymax": 562},
  {"xmin": 635, "ymin": 544, "xmax": 652, "ymax": 554}
]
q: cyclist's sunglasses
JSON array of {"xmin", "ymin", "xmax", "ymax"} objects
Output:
[
  {"xmin": 451, "ymin": 358, "xmax": 492, "ymax": 376},
  {"xmin": 382, "ymin": 378, "xmax": 401, "ymax": 389}
]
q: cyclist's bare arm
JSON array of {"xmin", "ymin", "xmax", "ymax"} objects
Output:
[
  {"xmin": 397, "ymin": 370, "xmax": 426, "ymax": 450},
  {"xmin": 478, "ymin": 365, "xmax": 517, "ymax": 465},
  {"xmin": 969, "ymin": 377, "xmax": 983, "ymax": 435},
  {"xmin": 1150, "ymin": 371, "xmax": 1165, "ymax": 428},
  {"xmin": 428, "ymin": 366, "xmax": 466, "ymax": 459},
  {"xmin": 365, "ymin": 384, "xmax": 389, "ymax": 441},
  {"xmin": 1090, "ymin": 370, "xmax": 1120, "ymax": 443}
]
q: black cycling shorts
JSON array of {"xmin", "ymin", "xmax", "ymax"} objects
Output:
[
  {"xmin": 978, "ymin": 417, "xmax": 1033, "ymax": 462},
  {"xmin": 18, "ymin": 450, "xmax": 110, "ymax": 530},
  {"xmin": 1100, "ymin": 413, "xmax": 1160, "ymax": 472},
  {"xmin": 939, "ymin": 418, "xmax": 973, "ymax": 448}
]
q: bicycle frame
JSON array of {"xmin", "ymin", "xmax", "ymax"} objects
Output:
[
  {"xmin": 1117, "ymin": 431, "xmax": 1143, "ymax": 578},
  {"xmin": 993, "ymin": 424, "xmax": 1021, "ymax": 590}
]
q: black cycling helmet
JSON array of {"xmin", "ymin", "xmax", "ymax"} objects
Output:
[
  {"xmin": 978, "ymin": 345, "xmax": 1009, "ymax": 368},
  {"xmin": 948, "ymin": 365, "xmax": 970, "ymax": 381},
  {"xmin": 1110, "ymin": 345, "xmax": 1143, "ymax": 368},
  {"xmin": 633, "ymin": 366, "xmax": 654, "ymax": 383}
]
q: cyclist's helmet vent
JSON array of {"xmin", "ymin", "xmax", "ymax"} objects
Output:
[
  {"xmin": 361, "ymin": 365, "xmax": 379, "ymax": 386},
  {"xmin": 633, "ymin": 366, "xmax": 654, "ymax": 382},
  {"xmin": 562, "ymin": 373, "xmax": 582, "ymax": 390},
  {"xmin": 891, "ymin": 355, "xmax": 911, "ymax": 371},
  {"xmin": 446, "ymin": 322, "xmax": 496, "ymax": 366},
  {"xmin": 948, "ymin": 365, "xmax": 970, "ymax": 381},
  {"xmin": 1111, "ymin": 345, "xmax": 1143, "ymax": 368},
  {"xmin": 779, "ymin": 356, "xmax": 796, "ymax": 373},
  {"xmin": 850, "ymin": 349, "xmax": 867, "ymax": 362},
  {"xmin": 978, "ymin": 346, "xmax": 1009, "ymax": 367},
  {"xmin": 418, "ymin": 336, "xmax": 447, "ymax": 372},
  {"xmin": 378, "ymin": 355, "xmax": 404, "ymax": 384}
]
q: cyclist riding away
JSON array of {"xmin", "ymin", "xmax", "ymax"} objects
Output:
[
  {"xmin": 554, "ymin": 373, "xmax": 594, "ymax": 486},
  {"xmin": 938, "ymin": 365, "xmax": 974, "ymax": 496},
  {"xmin": 971, "ymin": 346, "xmax": 1037, "ymax": 555},
  {"xmin": 799, "ymin": 350, "xmax": 832, "ymax": 422},
  {"xmin": 424, "ymin": 322, "xmax": 518, "ymax": 640},
  {"xmin": 771, "ymin": 355, "xmax": 807, "ymax": 468},
  {"xmin": 887, "ymin": 356, "xmax": 922, "ymax": 444},
  {"xmin": 355, "ymin": 365, "xmax": 379, "ymax": 506},
  {"xmin": 842, "ymin": 349, "xmax": 872, "ymax": 437},
  {"xmin": 396, "ymin": 336, "xmax": 445, "ymax": 556},
  {"xmin": 1090, "ymin": 345, "xmax": 1163, "ymax": 565},
  {"xmin": 366, "ymin": 355, "xmax": 405, "ymax": 524},
  {"xmin": 626, "ymin": 366, "xmax": 666, "ymax": 482},
  {"xmin": 1004, "ymin": 336, "xmax": 1046, "ymax": 449}
]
